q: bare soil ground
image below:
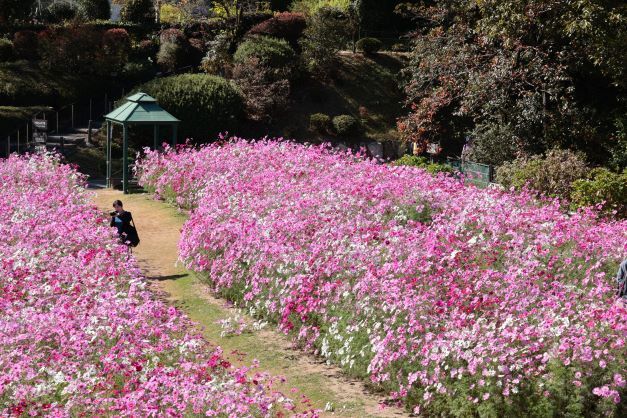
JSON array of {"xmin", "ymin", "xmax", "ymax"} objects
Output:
[{"xmin": 91, "ymin": 189, "xmax": 408, "ymax": 418}]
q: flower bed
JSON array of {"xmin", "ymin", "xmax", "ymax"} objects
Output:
[
  {"xmin": 137, "ymin": 140, "xmax": 627, "ymax": 416},
  {"xmin": 0, "ymin": 154, "xmax": 288, "ymax": 416}
]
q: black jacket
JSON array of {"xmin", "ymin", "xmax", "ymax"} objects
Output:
[{"xmin": 111, "ymin": 211, "xmax": 133, "ymax": 236}]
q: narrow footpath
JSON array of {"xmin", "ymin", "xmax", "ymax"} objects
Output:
[{"xmin": 91, "ymin": 188, "xmax": 407, "ymax": 418}]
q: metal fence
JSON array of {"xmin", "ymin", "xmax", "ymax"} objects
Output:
[
  {"xmin": 2, "ymin": 89, "xmax": 128, "ymax": 158},
  {"xmin": 447, "ymin": 158, "xmax": 495, "ymax": 187}
]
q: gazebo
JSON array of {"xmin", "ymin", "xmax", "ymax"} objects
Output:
[{"xmin": 104, "ymin": 92, "xmax": 180, "ymax": 194}]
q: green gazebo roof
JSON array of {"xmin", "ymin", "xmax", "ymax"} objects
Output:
[{"xmin": 105, "ymin": 93, "xmax": 180, "ymax": 124}]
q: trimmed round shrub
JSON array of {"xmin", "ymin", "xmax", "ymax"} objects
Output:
[
  {"xmin": 309, "ymin": 113, "xmax": 330, "ymax": 133},
  {"xmin": 77, "ymin": 0, "xmax": 111, "ymax": 20},
  {"xmin": 356, "ymin": 37, "xmax": 383, "ymax": 55},
  {"xmin": 332, "ymin": 115, "xmax": 359, "ymax": 136},
  {"xmin": 234, "ymin": 36, "xmax": 296, "ymax": 70},
  {"xmin": 13, "ymin": 30, "xmax": 38, "ymax": 60},
  {"xmin": 0, "ymin": 39, "xmax": 14, "ymax": 62},
  {"xmin": 43, "ymin": 1, "xmax": 78, "ymax": 23},
  {"xmin": 571, "ymin": 168, "xmax": 627, "ymax": 217},
  {"xmin": 247, "ymin": 12, "xmax": 306, "ymax": 48},
  {"xmin": 121, "ymin": 0, "xmax": 154, "ymax": 24},
  {"xmin": 139, "ymin": 74, "xmax": 244, "ymax": 140}
]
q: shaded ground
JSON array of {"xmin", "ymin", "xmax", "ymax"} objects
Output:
[{"xmin": 91, "ymin": 188, "xmax": 407, "ymax": 418}]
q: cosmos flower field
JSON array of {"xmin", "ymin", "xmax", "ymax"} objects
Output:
[
  {"xmin": 0, "ymin": 154, "xmax": 288, "ymax": 417},
  {"xmin": 137, "ymin": 139, "xmax": 627, "ymax": 416}
]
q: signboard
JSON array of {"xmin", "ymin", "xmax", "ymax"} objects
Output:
[
  {"xmin": 32, "ymin": 119, "xmax": 48, "ymax": 130},
  {"xmin": 34, "ymin": 145, "xmax": 47, "ymax": 154},
  {"xmin": 33, "ymin": 133, "xmax": 47, "ymax": 143}
]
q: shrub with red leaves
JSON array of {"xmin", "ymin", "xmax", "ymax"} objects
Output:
[{"xmin": 248, "ymin": 12, "xmax": 306, "ymax": 48}]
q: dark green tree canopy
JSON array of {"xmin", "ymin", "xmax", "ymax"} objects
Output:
[
  {"xmin": 0, "ymin": 0, "xmax": 35, "ymax": 24},
  {"xmin": 399, "ymin": 0, "xmax": 627, "ymax": 167},
  {"xmin": 121, "ymin": 0, "xmax": 155, "ymax": 24},
  {"xmin": 78, "ymin": 0, "xmax": 111, "ymax": 20}
]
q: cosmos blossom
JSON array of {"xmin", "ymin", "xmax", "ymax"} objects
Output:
[
  {"xmin": 0, "ymin": 153, "xmax": 296, "ymax": 417},
  {"xmin": 137, "ymin": 139, "xmax": 626, "ymax": 414}
]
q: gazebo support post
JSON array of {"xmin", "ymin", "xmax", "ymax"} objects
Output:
[
  {"xmin": 122, "ymin": 123, "xmax": 128, "ymax": 194},
  {"xmin": 106, "ymin": 121, "xmax": 112, "ymax": 188},
  {"xmin": 172, "ymin": 124, "xmax": 177, "ymax": 147},
  {"xmin": 153, "ymin": 125, "xmax": 159, "ymax": 150}
]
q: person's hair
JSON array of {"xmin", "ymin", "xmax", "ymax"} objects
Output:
[{"xmin": 113, "ymin": 200, "xmax": 123, "ymax": 207}]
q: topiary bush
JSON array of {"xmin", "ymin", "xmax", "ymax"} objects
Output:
[
  {"xmin": 138, "ymin": 74, "xmax": 244, "ymax": 140},
  {"xmin": 247, "ymin": 12, "xmax": 307, "ymax": 49},
  {"xmin": 496, "ymin": 149, "xmax": 589, "ymax": 200},
  {"xmin": 356, "ymin": 37, "xmax": 382, "ymax": 55},
  {"xmin": 0, "ymin": 39, "xmax": 14, "ymax": 62},
  {"xmin": 121, "ymin": 0, "xmax": 154, "ymax": 24},
  {"xmin": 77, "ymin": 0, "xmax": 111, "ymax": 20},
  {"xmin": 571, "ymin": 168, "xmax": 627, "ymax": 217},
  {"xmin": 332, "ymin": 114, "xmax": 359, "ymax": 137},
  {"xmin": 234, "ymin": 36, "xmax": 296, "ymax": 72},
  {"xmin": 309, "ymin": 113, "xmax": 331, "ymax": 134},
  {"xmin": 12, "ymin": 30, "xmax": 38, "ymax": 60}
]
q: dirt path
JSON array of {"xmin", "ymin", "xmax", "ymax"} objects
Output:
[{"xmin": 91, "ymin": 189, "xmax": 407, "ymax": 418}]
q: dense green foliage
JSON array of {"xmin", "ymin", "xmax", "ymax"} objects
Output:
[
  {"xmin": 12, "ymin": 30, "xmax": 38, "ymax": 60},
  {"xmin": 496, "ymin": 149, "xmax": 589, "ymax": 200},
  {"xmin": 332, "ymin": 114, "xmax": 359, "ymax": 136},
  {"xmin": 392, "ymin": 154, "xmax": 454, "ymax": 175},
  {"xmin": 300, "ymin": 6, "xmax": 348, "ymax": 76},
  {"xmin": 234, "ymin": 36, "xmax": 296, "ymax": 69},
  {"xmin": 233, "ymin": 36, "xmax": 295, "ymax": 122},
  {"xmin": 0, "ymin": 0, "xmax": 35, "ymax": 24},
  {"xmin": 0, "ymin": 39, "xmax": 14, "ymax": 62},
  {"xmin": 399, "ymin": 0, "xmax": 627, "ymax": 169},
  {"xmin": 121, "ymin": 0, "xmax": 155, "ymax": 24},
  {"xmin": 309, "ymin": 113, "xmax": 330, "ymax": 133},
  {"xmin": 43, "ymin": 1, "xmax": 78, "ymax": 23},
  {"xmin": 356, "ymin": 37, "xmax": 382, "ymax": 55},
  {"xmin": 77, "ymin": 0, "xmax": 111, "ymax": 20},
  {"xmin": 571, "ymin": 168, "xmax": 627, "ymax": 216},
  {"xmin": 139, "ymin": 74, "xmax": 243, "ymax": 140}
]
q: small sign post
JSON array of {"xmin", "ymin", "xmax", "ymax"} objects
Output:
[
  {"xmin": 33, "ymin": 133, "xmax": 46, "ymax": 143},
  {"xmin": 32, "ymin": 119, "xmax": 48, "ymax": 130}
]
